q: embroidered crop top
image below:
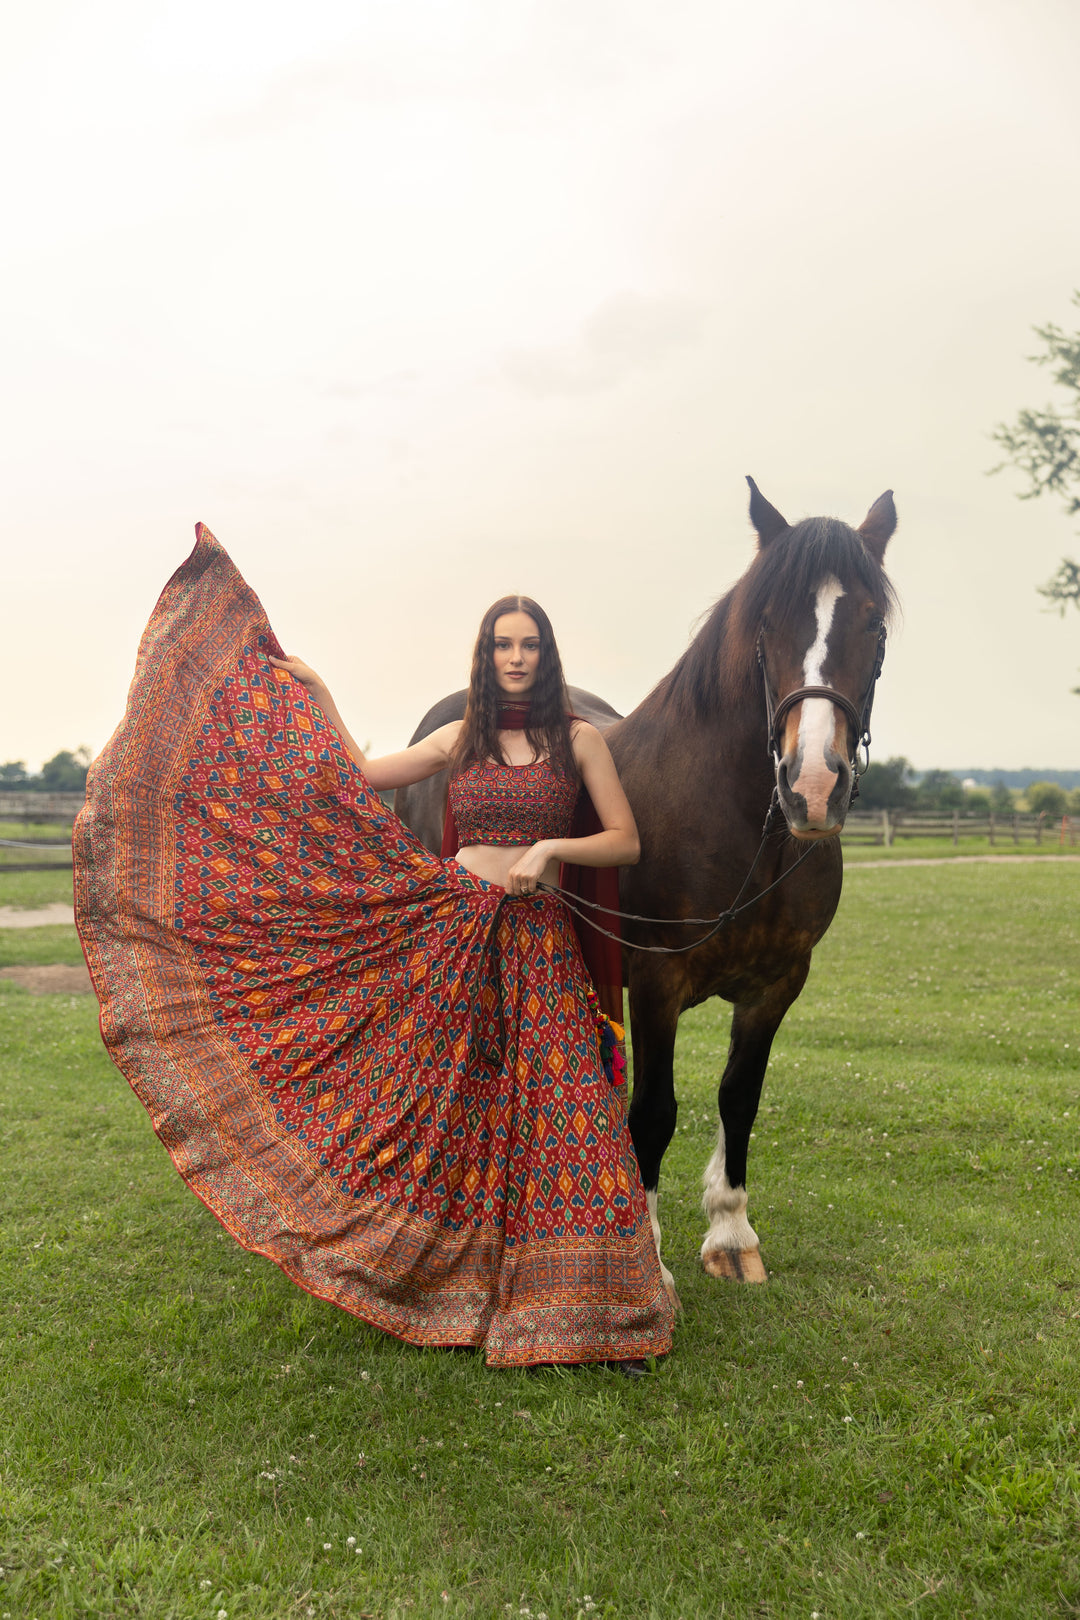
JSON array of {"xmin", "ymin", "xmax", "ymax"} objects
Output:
[{"xmin": 448, "ymin": 757, "xmax": 579, "ymax": 848}]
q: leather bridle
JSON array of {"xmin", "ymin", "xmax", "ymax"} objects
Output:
[{"xmin": 757, "ymin": 623, "xmax": 887, "ymax": 787}]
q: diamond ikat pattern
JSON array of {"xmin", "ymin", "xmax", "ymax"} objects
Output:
[{"xmin": 74, "ymin": 525, "xmax": 673, "ymax": 1366}]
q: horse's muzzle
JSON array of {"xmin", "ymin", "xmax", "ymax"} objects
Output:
[{"xmin": 776, "ymin": 745, "xmax": 853, "ymax": 838}]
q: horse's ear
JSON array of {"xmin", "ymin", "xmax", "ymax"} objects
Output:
[
  {"xmin": 746, "ymin": 476, "xmax": 789, "ymax": 547},
  {"xmin": 857, "ymin": 490, "xmax": 897, "ymax": 562}
]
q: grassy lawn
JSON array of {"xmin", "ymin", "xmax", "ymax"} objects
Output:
[
  {"xmin": 1, "ymin": 865, "xmax": 1078, "ymax": 1617},
  {"xmin": 0, "ymin": 869, "xmax": 75, "ymax": 910},
  {"xmin": 842, "ymin": 835, "xmax": 1080, "ymax": 862},
  {"xmin": 0, "ymin": 928, "xmax": 85, "ymax": 969}
]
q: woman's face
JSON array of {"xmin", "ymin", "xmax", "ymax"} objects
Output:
[{"xmin": 492, "ymin": 611, "xmax": 541, "ymax": 697}]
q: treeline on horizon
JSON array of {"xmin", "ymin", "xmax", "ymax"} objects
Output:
[
  {"xmin": 2, "ymin": 749, "xmax": 1079, "ymax": 816},
  {"xmin": 0, "ymin": 749, "xmax": 92, "ymax": 794},
  {"xmin": 858, "ymin": 758, "xmax": 1080, "ymax": 816}
]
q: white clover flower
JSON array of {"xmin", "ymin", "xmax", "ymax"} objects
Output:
[
  {"xmin": 347, "ymin": 1536, "xmax": 356, "ymax": 1547},
  {"xmin": 361, "ymin": 1370, "xmax": 371, "ymax": 1382},
  {"xmin": 796, "ymin": 1380, "xmax": 804, "ymax": 1388},
  {"xmin": 844, "ymin": 1416, "xmax": 853, "ymax": 1423},
  {"xmin": 217, "ymin": 1611, "xmax": 228, "ymax": 1619},
  {"xmin": 856, "ymin": 1531, "xmax": 867, "ymax": 1539},
  {"xmin": 323, "ymin": 1542, "xmax": 332, "ymax": 1550},
  {"xmin": 200, "ymin": 1579, "xmax": 211, "ymax": 1590}
]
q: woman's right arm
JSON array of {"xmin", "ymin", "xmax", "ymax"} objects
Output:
[{"xmin": 268, "ymin": 655, "xmax": 460, "ymax": 790}]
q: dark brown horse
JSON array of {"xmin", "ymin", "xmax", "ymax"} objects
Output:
[{"xmin": 396, "ymin": 481, "xmax": 897, "ymax": 1301}]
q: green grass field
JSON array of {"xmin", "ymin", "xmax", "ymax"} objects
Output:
[
  {"xmin": 842, "ymin": 836, "xmax": 1078, "ymax": 863},
  {"xmin": 1, "ymin": 864, "xmax": 1079, "ymax": 1617}
]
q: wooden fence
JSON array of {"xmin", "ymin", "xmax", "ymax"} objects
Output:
[
  {"xmin": 4, "ymin": 795, "xmax": 1078, "ymax": 874},
  {"xmin": 841, "ymin": 809, "xmax": 1079, "ymax": 848},
  {"xmin": 0, "ymin": 792, "xmax": 84, "ymax": 873}
]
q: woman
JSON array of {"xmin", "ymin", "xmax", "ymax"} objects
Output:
[{"xmin": 75, "ymin": 526, "xmax": 673, "ymax": 1369}]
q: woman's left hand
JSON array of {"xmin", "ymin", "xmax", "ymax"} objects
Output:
[{"xmin": 505, "ymin": 843, "xmax": 552, "ymax": 896}]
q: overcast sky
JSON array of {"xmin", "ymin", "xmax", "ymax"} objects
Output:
[{"xmin": 5, "ymin": 0, "xmax": 1080, "ymax": 773}]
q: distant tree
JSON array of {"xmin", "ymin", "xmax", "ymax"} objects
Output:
[
  {"xmin": 963, "ymin": 788, "xmax": 991, "ymax": 815},
  {"xmin": 1067, "ymin": 787, "xmax": 1080, "ymax": 816},
  {"xmin": 855, "ymin": 755, "xmax": 917, "ymax": 810},
  {"xmin": 915, "ymin": 769, "xmax": 965, "ymax": 811},
  {"xmin": 991, "ymin": 292, "xmax": 1080, "ymax": 692},
  {"xmin": 0, "ymin": 760, "xmax": 30, "ymax": 787},
  {"xmin": 1026, "ymin": 780, "xmax": 1069, "ymax": 817},
  {"xmin": 990, "ymin": 779, "xmax": 1016, "ymax": 814},
  {"xmin": 1038, "ymin": 557, "xmax": 1080, "ymax": 616},
  {"xmin": 38, "ymin": 746, "xmax": 92, "ymax": 793}
]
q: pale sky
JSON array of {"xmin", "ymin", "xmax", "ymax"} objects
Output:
[{"xmin": 5, "ymin": 0, "xmax": 1080, "ymax": 772}]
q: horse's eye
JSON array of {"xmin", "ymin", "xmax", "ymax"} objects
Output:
[{"xmin": 867, "ymin": 614, "xmax": 883, "ymax": 633}]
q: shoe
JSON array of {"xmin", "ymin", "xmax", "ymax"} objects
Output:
[{"xmin": 610, "ymin": 1358, "xmax": 648, "ymax": 1380}]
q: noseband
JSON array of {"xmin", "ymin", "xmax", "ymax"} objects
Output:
[{"xmin": 756, "ymin": 624, "xmax": 887, "ymax": 783}]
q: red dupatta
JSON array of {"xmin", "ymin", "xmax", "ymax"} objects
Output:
[{"xmin": 440, "ymin": 703, "xmax": 624, "ymax": 1027}]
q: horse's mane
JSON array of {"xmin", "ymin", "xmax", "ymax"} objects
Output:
[{"xmin": 650, "ymin": 517, "xmax": 898, "ymax": 724}]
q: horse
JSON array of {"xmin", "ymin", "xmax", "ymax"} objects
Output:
[{"xmin": 395, "ymin": 479, "xmax": 897, "ymax": 1301}]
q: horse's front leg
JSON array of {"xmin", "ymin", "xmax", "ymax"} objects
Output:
[
  {"xmin": 627, "ymin": 968, "xmax": 684, "ymax": 1311},
  {"xmin": 701, "ymin": 964, "xmax": 808, "ymax": 1283}
]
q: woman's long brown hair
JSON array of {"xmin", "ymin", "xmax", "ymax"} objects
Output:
[{"xmin": 449, "ymin": 595, "xmax": 578, "ymax": 781}]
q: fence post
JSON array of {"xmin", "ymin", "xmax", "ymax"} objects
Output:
[
  {"xmin": 1012, "ymin": 813, "xmax": 1019, "ymax": 847},
  {"xmin": 952, "ymin": 809, "xmax": 959, "ymax": 846},
  {"xmin": 1036, "ymin": 812, "xmax": 1044, "ymax": 847},
  {"xmin": 883, "ymin": 809, "xmax": 892, "ymax": 848},
  {"xmin": 989, "ymin": 812, "xmax": 995, "ymax": 847}
]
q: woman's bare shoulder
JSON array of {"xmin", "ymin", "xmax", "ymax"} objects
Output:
[
  {"xmin": 429, "ymin": 718, "xmax": 464, "ymax": 750},
  {"xmin": 569, "ymin": 719, "xmax": 609, "ymax": 759}
]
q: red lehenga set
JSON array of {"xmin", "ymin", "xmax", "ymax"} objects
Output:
[{"xmin": 74, "ymin": 527, "xmax": 673, "ymax": 1367}]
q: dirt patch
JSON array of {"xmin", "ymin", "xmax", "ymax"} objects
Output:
[
  {"xmin": 0, "ymin": 963, "xmax": 94, "ymax": 995},
  {"xmin": 0, "ymin": 904, "xmax": 76, "ymax": 928}
]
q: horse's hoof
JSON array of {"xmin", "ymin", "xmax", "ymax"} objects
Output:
[{"xmin": 702, "ymin": 1246, "xmax": 767, "ymax": 1283}]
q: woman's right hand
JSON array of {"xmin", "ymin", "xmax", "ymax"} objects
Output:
[{"xmin": 268, "ymin": 654, "xmax": 326, "ymax": 696}]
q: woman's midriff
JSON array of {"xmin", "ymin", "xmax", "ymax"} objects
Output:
[{"xmin": 453, "ymin": 844, "xmax": 562, "ymax": 891}]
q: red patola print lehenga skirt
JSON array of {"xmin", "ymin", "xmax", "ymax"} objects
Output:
[{"xmin": 74, "ymin": 527, "xmax": 673, "ymax": 1366}]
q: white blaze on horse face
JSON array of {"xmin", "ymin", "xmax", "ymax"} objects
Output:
[
  {"xmin": 701, "ymin": 1121, "xmax": 760, "ymax": 1259},
  {"xmin": 790, "ymin": 576, "xmax": 845, "ymax": 827}
]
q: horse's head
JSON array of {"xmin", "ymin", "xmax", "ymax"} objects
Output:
[{"xmin": 744, "ymin": 479, "xmax": 897, "ymax": 840}]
